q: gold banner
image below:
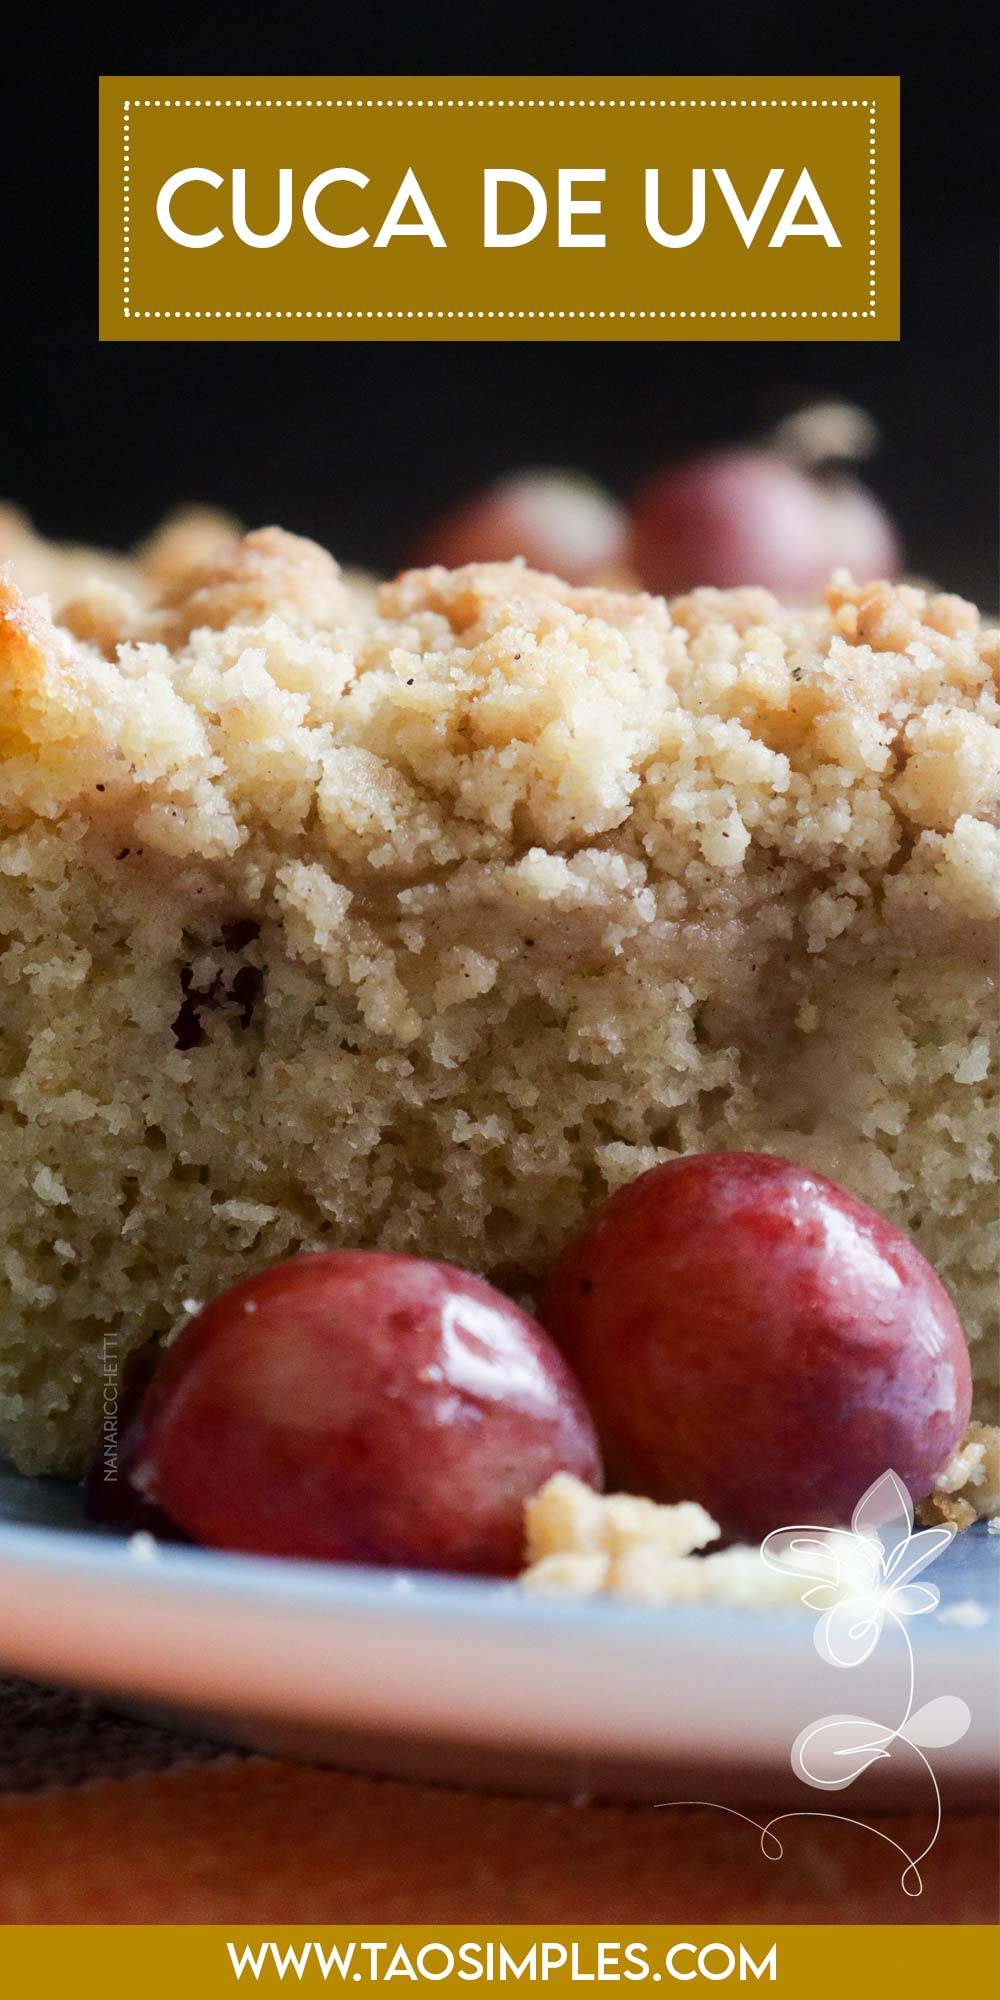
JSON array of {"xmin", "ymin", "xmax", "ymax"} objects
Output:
[
  {"xmin": 98, "ymin": 76, "xmax": 900, "ymax": 341},
  {"xmin": 0, "ymin": 1926, "xmax": 991, "ymax": 1992}
]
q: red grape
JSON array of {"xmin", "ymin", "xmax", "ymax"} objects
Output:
[
  {"xmin": 631, "ymin": 450, "xmax": 901, "ymax": 599},
  {"xmin": 130, "ymin": 1252, "xmax": 601, "ymax": 1572},
  {"xmin": 413, "ymin": 470, "xmax": 631, "ymax": 584},
  {"xmin": 540, "ymin": 1153, "xmax": 971, "ymax": 1540}
]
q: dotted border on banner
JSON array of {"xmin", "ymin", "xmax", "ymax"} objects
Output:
[
  {"xmin": 127, "ymin": 309, "xmax": 874, "ymax": 320},
  {"xmin": 127, "ymin": 97, "xmax": 871, "ymax": 109},
  {"xmin": 123, "ymin": 102, "xmax": 130, "ymax": 312},
  {"xmin": 120, "ymin": 96, "xmax": 878, "ymax": 323}
]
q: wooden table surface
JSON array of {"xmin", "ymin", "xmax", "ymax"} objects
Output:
[{"xmin": 0, "ymin": 1682, "xmax": 996, "ymax": 1923}]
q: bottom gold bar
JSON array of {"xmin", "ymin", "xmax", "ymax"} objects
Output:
[{"xmin": 0, "ymin": 1925, "xmax": 993, "ymax": 1994}]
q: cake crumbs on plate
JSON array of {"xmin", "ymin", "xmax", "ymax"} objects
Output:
[
  {"xmin": 126, "ymin": 1530, "xmax": 161, "ymax": 1562},
  {"xmin": 520, "ymin": 1474, "xmax": 808, "ymax": 1610},
  {"xmin": 919, "ymin": 1423, "xmax": 1000, "ymax": 1530}
]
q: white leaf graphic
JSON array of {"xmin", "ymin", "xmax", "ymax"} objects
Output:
[
  {"xmin": 886, "ymin": 1582, "xmax": 940, "ymax": 1618},
  {"xmin": 815, "ymin": 1594, "xmax": 884, "ymax": 1668},
  {"xmin": 852, "ymin": 1469, "xmax": 913, "ymax": 1564},
  {"xmin": 760, "ymin": 1526, "xmax": 879, "ymax": 1596},
  {"xmin": 792, "ymin": 1712, "xmax": 894, "ymax": 1790},
  {"xmin": 760, "ymin": 1528, "xmax": 841, "ymax": 1582},
  {"xmin": 801, "ymin": 1583, "xmax": 842, "ymax": 1611},
  {"xmin": 883, "ymin": 1525, "xmax": 955, "ymax": 1589},
  {"xmin": 900, "ymin": 1696, "xmax": 972, "ymax": 1750}
]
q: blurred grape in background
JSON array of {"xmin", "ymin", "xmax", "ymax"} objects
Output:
[
  {"xmin": 413, "ymin": 403, "xmax": 903, "ymax": 600},
  {"xmin": 2, "ymin": 0, "xmax": 996, "ymax": 606}
]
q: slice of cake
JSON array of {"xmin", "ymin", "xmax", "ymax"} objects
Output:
[{"xmin": 0, "ymin": 527, "xmax": 997, "ymax": 1477}]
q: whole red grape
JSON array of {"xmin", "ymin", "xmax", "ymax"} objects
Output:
[
  {"xmin": 130, "ymin": 1251, "xmax": 602, "ymax": 1572},
  {"xmin": 413, "ymin": 470, "xmax": 631, "ymax": 584},
  {"xmin": 540, "ymin": 1153, "xmax": 971, "ymax": 1540},
  {"xmin": 631, "ymin": 450, "xmax": 901, "ymax": 600}
]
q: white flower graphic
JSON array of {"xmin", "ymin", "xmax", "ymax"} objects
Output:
[
  {"xmin": 761, "ymin": 1469, "xmax": 970, "ymax": 1886},
  {"xmin": 657, "ymin": 1468, "xmax": 973, "ymax": 1897},
  {"xmin": 761, "ymin": 1468, "xmax": 955, "ymax": 1668}
]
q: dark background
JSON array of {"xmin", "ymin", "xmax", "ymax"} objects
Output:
[{"xmin": 2, "ymin": 2, "xmax": 997, "ymax": 601}]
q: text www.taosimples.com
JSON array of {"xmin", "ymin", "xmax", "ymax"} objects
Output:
[{"xmin": 226, "ymin": 1941, "xmax": 778, "ymax": 1985}]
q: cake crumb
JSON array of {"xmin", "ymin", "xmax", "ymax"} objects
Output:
[
  {"xmin": 919, "ymin": 1424, "xmax": 1000, "ymax": 1529},
  {"xmin": 521, "ymin": 1475, "xmax": 806, "ymax": 1610},
  {"xmin": 127, "ymin": 1531, "xmax": 160, "ymax": 1563}
]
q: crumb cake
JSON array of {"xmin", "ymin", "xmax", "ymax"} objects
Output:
[
  {"xmin": 0, "ymin": 503, "xmax": 242, "ymax": 613},
  {"xmin": 0, "ymin": 525, "xmax": 997, "ymax": 1478}
]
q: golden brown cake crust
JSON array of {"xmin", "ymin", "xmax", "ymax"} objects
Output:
[{"xmin": 1, "ymin": 529, "xmax": 997, "ymax": 1475}]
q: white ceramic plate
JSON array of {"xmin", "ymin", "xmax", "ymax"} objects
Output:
[{"xmin": 0, "ymin": 1461, "xmax": 996, "ymax": 1804}]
